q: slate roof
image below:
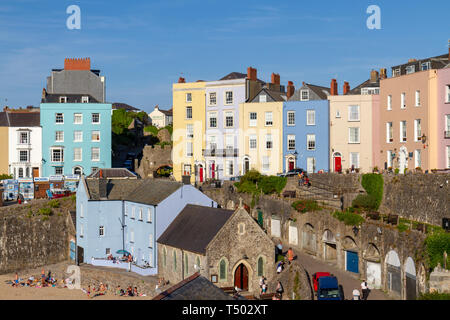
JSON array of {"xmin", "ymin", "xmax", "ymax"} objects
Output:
[
  {"xmin": 41, "ymin": 93, "xmax": 99, "ymax": 103},
  {"xmin": 347, "ymin": 78, "xmax": 380, "ymax": 95},
  {"xmin": 84, "ymin": 178, "xmax": 182, "ymax": 205},
  {"xmin": 157, "ymin": 204, "xmax": 234, "ymax": 254},
  {"xmin": 0, "ymin": 112, "xmax": 40, "ymax": 127},
  {"xmin": 159, "ymin": 108, "xmax": 173, "ymax": 116},
  {"xmin": 391, "ymin": 53, "xmax": 449, "ymax": 71},
  {"xmin": 153, "ymin": 273, "xmax": 234, "ymax": 300},
  {"xmin": 305, "ymin": 83, "xmax": 331, "ymax": 100},
  {"xmin": 220, "ymin": 72, "xmax": 247, "ymax": 80},
  {"xmin": 250, "ymin": 88, "xmax": 287, "ymax": 102},
  {"xmin": 87, "ymin": 168, "xmax": 137, "ymax": 179}
]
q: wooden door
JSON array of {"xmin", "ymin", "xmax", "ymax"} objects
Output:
[
  {"xmin": 334, "ymin": 157, "xmax": 342, "ymax": 173},
  {"xmin": 289, "ymin": 160, "xmax": 295, "ymax": 171},
  {"xmin": 32, "ymin": 167, "xmax": 39, "ymax": 178},
  {"xmin": 199, "ymin": 166, "xmax": 203, "ymax": 182},
  {"xmin": 234, "ymin": 264, "xmax": 249, "ymax": 291}
]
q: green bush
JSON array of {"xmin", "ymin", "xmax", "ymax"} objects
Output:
[
  {"xmin": 39, "ymin": 208, "xmax": 52, "ymax": 216},
  {"xmin": 424, "ymin": 231, "xmax": 450, "ymax": 270},
  {"xmin": 240, "ymin": 170, "xmax": 261, "ymax": 183},
  {"xmin": 235, "ymin": 170, "xmax": 286, "ymax": 195},
  {"xmin": 418, "ymin": 292, "xmax": 450, "ymax": 300},
  {"xmin": 332, "ymin": 209, "xmax": 365, "ymax": 226},
  {"xmin": 292, "ymin": 200, "xmax": 321, "ymax": 213},
  {"xmin": 0, "ymin": 173, "xmax": 13, "ymax": 180},
  {"xmin": 397, "ymin": 223, "xmax": 409, "ymax": 233},
  {"xmin": 48, "ymin": 199, "xmax": 60, "ymax": 208},
  {"xmin": 144, "ymin": 125, "xmax": 159, "ymax": 136},
  {"xmin": 394, "ymin": 168, "xmax": 399, "ymax": 174},
  {"xmin": 361, "ymin": 174, "xmax": 383, "ymax": 210},
  {"xmin": 352, "ymin": 194, "xmax": 378, "ymax": 211},
  {"xmin": 259, "ymin": 176, "xmax": 287, "ymax": 195}
]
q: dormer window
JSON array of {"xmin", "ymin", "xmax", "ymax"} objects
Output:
[
  {"xmin": 393, "ymin": 68, "xmax": 401, "ymax": 77},
  {"xmin": 301, "ymin": 90, "xmax": 309, "ymax": 101},
  {"xmin": 59, "ymin": 96, "xmax": 67, "ymax": 103},
  {"xmin": 421, "ymin": 62, "xmax": 431, "ymax": 71},
  {"xmin": 406, "ymin": 65, "xmax": 415, "ymax": 74},
  {"xmin": 81, "ymin": 96, "xmax": 89, "ymax": 103}
]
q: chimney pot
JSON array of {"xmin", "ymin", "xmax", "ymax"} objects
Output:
[
  {"xmin": 343, "ymin": 81, "xmax": 350, "ymax": 95},
  {"xmin": 247, "ymin": 67, "xmax": 257, "ymax": 81},
  {"xmin": 286, "ymin": 81, "xmax": 295, "ymax": 99},
  {"xmin": 330, "ymin": 79, "xmax": 338, "ymax": 96},
  {"xmin": 370, "ymin": 70, "xmax": 379, "ymax": 83},
  {"xmin": 64, "ymin": 57, "xmax": 91, "ymax": 70},
  {"xmin": 178, "ymin": 77, "xmax": 186, "ymax": 83}
]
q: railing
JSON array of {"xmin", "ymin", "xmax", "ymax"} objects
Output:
[
  {"xmin": 90, "ymin": 258, "xmax": 156, "ymax": 276},
  {"xmin": 203, "ymin": 148, "xmax": 239, "ymax": 157}
]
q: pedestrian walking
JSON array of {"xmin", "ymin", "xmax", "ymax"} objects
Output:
[
  {"xmin": 259, "ymin": 276, "xmax": 265, "ymax": 295},
  {"xmin": 287, "ymin": 247, "xmax": 294, "ymax": 265},
  {"xmin": 275, "ymin": 281, "xmax": 284, "ymax": 298},
  {"xmin": 361, "ymin": 280, "xmax": 370, "ymax": 300}
]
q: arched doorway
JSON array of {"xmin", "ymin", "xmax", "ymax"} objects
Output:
[
  {"xmin": 286, "ymin": 156, "xmax": 296, "ymax": 172},
  {"xmin": 302, "ymin": 223, "xmax": 316, "ymax": 254},
  {"xmin": 386, "ymin": 250, "xmax": 401, "ymax": 296},
  {"xmin": 343, "ymin": 236, "xmax": 359, "ymax": 274},
  {"xmin": 405, "ymin": 257, "xmax": 417, "ymax": 300},
  {"xmin": 288, "ymin": 221, "xmax": 298, "ymax": 245},
  {"xmin": 243, "ymin": 157, "xmax": 250, "ymax": 175},
  {"xmin": 364, "ymin": 243, "xmax": 381, "ymax": 289},
  {"xmin": 234, "ymin": 263, "xmax": 249, "ymax": 291},
  {"xmin": 333, "ymin": 152, "xmax": 342, "ymax": 173},
  {"xmin": 322, "ymin": 229, "xmax": 337, "ymax": 261},
  {"xmin": 73, "ymin": 166, "xmax": 83, "ymax": 175}
]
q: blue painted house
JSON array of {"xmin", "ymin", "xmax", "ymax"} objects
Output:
[
  {"xmin": 283, "ymin": 100, "xmax": 330, "ymax": 173},
  {"xmin": 76, "ymin": 177, "xmax": 217, "ymax": 275},
  {"xmin": 40, "ymin": 101, "xmax": 112, "ymax": 176}
]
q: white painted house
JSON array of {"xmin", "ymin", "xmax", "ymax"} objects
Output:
[
  {"xmin": 149, "ymin": 105, "xmax": 172, "ymax": 128},
  {"xmin": 6, "ymin": 112, "xmax": 42, "ymax": 178}
]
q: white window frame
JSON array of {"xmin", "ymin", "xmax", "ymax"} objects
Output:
[
  {"xmin": 414, "ymin": 119, "xmax": 421, "ymax": 142},
  {"xmin": 55, "ymin": 131, "xmax": 64, "ymax": 142},
  {"xmin": 336, "ymin": 110, "xmax": 341, "ymax": 118},
  {"xmin": 92, "ymin": 113, "xmax": 100, "ymax": 124},
  {"xmin": 306, "ymin": 134, "xmax": 316, "ymax": 150},
  {"xmin": 81, "ymin": 96, "xmax": 89, "ymax": 103},
  {"xmin": 73, "ymin": 148, "xmax": 82, "ymax": 162},
  {"xmin": 348, "ymin": 105, "xmax": 360, "ymax": 121},
  {"xmin": 401, "ymin": 93, "xmax": 406, "ymax": 109},
  {"xmin": 300, "ymin": 90, "xmax": 309, "ymax": 101},
  {"xmin": 287, "ymin": 111, "xmax": 295, "ymax": 126},
  {"xmin": 421, "ymin": 62, "xmax": 430, "ymax": 71},
  {"xmin": 51, "ymin": 148, "xmax": 64, "ymax": 162},
  {"xmin": 349, "ymin": 127, "xmax": 360, "ymax": 144},
  {"xmin": 74, "ymin": 131, "xmax": 83, "ymax": 142},
  {"xmin": 139, "ymin": 208, "xmax": 143, "ymax": 221},
  {"xmin": 307, "ymin": 110, "xmax": 316, "ymax": 125},
  {"xmin": 387, "ymin": 95, "xmax": 392, "ymax": 110},
  {"xmin": 414, "ymin": 149, "xmax": 421, "ymax": 168},
  {"xmin": 287, "ymin": 135, "xmax": 296, "ymax": 151},
  {"xmin": 265, "ymin": 134, "xmax": 273, "ymax": 149},
  {"xmin": 208, "ymin": 112, "xmax": 217, "ymax": 128},
  {"xmin": 147, "ymin": 208, "xmax": 152, "ymax": 223},
  {"xmin": 99, "ymin": 226, "xmax": 105, "ymax": 237},
  {"xmin": 224, "ymin": 111, "xmax": 234, "ymax": 128},
  {"xmin": 74, "ymin": 113, "xmax": 83, "ymax": 124},
  {"xmin": 55, "ymin": 113, "xmax": 64, "ymax": 124},
  {"xmin": 406, "ymin": 65, "xmax": 415, "ymax": 74},
  {"xmin": 19, "ymin": 131, "xmax": 29, "ymax": 144},
  {"xmin": 415, "ymin": 90, "xmax": 420, "ymax": 107},
  {"xmin": 186, "ymin": 93, "xmax": 192, "ymax": 103},
  {"xmin": 19, "ymin": 150, "xmax": 29, "ymax": 162},
  {"xmin": 225, "ymin": 91, "xmax": 233, "ymax": 105},
  {"xmin": 446, "ymin": 85, "xmax": 450, "ymax": 103},
  {"xmin": 265, "ymin": 112, "xmax": 273, "ymax": 126},
  {"xmin": 186, "ymin": 106, "xmax": 193, "ymax": 119},
  {"xmin": 249, "ymin": 135, "xmax": 257, "ymax": 150},
  {"xmin": 55, "ymin": 167, "xmax": 63, "ymax": 175},
  {"xmin": 387, "ymin": 150, "xmax": 393, "ymax": 168},
  {"xmin": 91, "ymin": 147, "xmax": 100, "ymax": 161},
  {"xmin": 260, "ymin": 94, "xmax": 267, "ymax": 103},
  {"xmin": 249, "ymin": 112, "xmax": 257, "ymax": 127},
  {"xmin": 262, "ymin": 156, "xmax": 270, "ymax": 171},
  {"xmin": 393, "ymin": 68, "xmax": 400, "ymax": 77},
  {"xmin": 186, "ymin": 142, "xmax": 193, "ymax": 157},
  {"xmin": 209, "ymin": 92, "xmax": 216, "ymax": 106},
  {"xmin": 186, "ymin": 124, "xmax": 194, "ymax": 139},
  {"xmin": 225, "ymin": 135, "xmax": 234, "ymax": 150},
  {"xmin": 400, "ymin": 121, "xmax": 407, "ymax": 142},
  {"xmin": 131, "ymin": 206, "xmax": 135, "ymax": 219},
  {"xmin": 59, "ymin": 96, "xmax": 67, "ymax": 103},
  {"xmin": 149, "ymin": 234, "xmax": 153, "ymax": 248},
  {"xmin": 225, "ymin": 160, "xmax": 234, "ymax": 176},
  {"xmin": 350, "ymin": 152, "xmax": 360, "ymax": 168},
  {"xmin": 386, "ymin": 122, "xmax": 393, "ymax": 143}
]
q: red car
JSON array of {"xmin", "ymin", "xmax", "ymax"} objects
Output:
[{"xmin": 312, "ymin": 272, "xmax": 331, "ymax": 292}]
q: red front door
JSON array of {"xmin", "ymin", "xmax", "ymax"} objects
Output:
[
  {"xmin": 199, "ymin": 167, "xmax": 203, "ymax": 182},
  {"xmin": 289, "ymin": 160, "xmax": 295, "ymax": 171},
  {"xmin": 334, "ymin": 157, "xmax": 342, "ymax": 173},
  {"xmin": 234, "ymin": 264, "xmax": 249, "ymax": 291},
  {"xmin": 211, "ymin": 163, "xmax": 215, "ymax": 179}
]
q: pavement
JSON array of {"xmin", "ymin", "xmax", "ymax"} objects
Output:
[{"xmin": 295, "ymin": 251, "xmax": 392, "ymax": 300}]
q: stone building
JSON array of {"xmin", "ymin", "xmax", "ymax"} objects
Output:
[
  {"xmin": 157, "ymin": 203, "xmax": 275, "ymax": 296},
  {"xmin": 135, "ymin": 144, "xmax": 173, "ymax": 178}
]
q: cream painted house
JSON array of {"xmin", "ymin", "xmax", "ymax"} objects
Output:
[
  {"xmin": 238, "ymin": 101, "xmax": 284, "ymax": 176},
  {"xmin": 149, "ymin": 105, "xmax": 172, "ymax": 128}
]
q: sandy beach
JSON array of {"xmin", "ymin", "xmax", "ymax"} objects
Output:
[{"xmin": 0, "ymin": 261, "xmax": 161, "ymax": 300}]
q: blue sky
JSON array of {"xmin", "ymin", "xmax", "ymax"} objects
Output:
[{"xmin": 0, "ymin": 0, "xmax": 449, "ymax": 113}]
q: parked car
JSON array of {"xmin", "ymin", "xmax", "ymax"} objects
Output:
[
  {"xmin": 316, "ymin": 276, "xmax": 344, "ymax": 300},
  {"xmin": 279, "ymin": 168, "xmax": 306, "ymax": 177},
  {"xmin": 312, "ymin": 272, "xmax": 331, "ymax": 292},
  {"xmin": 229, "ymin": 176, "xmax": 242, "ymax": 182}
]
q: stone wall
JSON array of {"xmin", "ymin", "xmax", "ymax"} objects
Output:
[
  {"xmin": 429, "ymin": 265, "xmax": 450, "ymax": 293},
  {"xmin": 135, "ymin": 144, "xmax": 172, "ymax": 178},
  {"xmin": 0, "ymin": 198, "xmax": 76, "ymax": 274},
  {"xmin": 380, "ymin": 173, "xmax": 450, "ymax": 226}
]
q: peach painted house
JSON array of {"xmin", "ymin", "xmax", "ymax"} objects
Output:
[
  {"xmin": 378, "ymin": 50, "xmax": 450, "ymax": 172},
  {"xmin": 437, "ymin": 67, "xmax": 450, "ymax": 169}
]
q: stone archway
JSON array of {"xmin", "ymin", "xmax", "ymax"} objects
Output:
[
  {"xmin": 302, "ymin": 223, "xmax": 316, "ymax": 254},
  {"xmin": 322, "ymin": 229, "xmax": 337, "ymax": 261},
  {"xmin": 405, "ymin": 257, "xmax": 417, "ymax": 300},
  {"xmin": 232, "ymin": 260, "xmax": 253, "ymax": 293},
  {"xmin": 343, "ymin": 236, "xmax": 359, "ymax": 274},
  {"xmin": 385, "ymin": 250, "xmax": 401, "ymax": 296},
  {"xmin": 364, "ymin": 243, "xmax": 381, "ymax": 289}
]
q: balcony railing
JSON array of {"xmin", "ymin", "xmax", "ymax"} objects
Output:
[
  {"xmin": 203, "ymin": 148, "xmax": 239, "ymax": 157},
  {"xmin": 445, "ymin": 131, "xmax": 450, "ymax": 139}
]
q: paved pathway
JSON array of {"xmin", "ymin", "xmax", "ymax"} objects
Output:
[{"xmin": 295, "ymin": 251, "xmax": 392, "ymax": 300}]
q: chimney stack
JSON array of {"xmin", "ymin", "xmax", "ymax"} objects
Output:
[
  {"xmin": 64, "ymin": 58, "xmax": 91, "ymax": 70},
  {"xmin": 330, "ymin": 79, "xmax": 338, "ymax": 96},
  {"xmin": 271, "ymin": 73, "xmax": 280, "ymax": 85},
  {"xmin": 178, "ymin": 77, "xmax": 186, "ymax": 83},
  {"xmin": 343, "ymin": 81, "xmax": 350, "ymax": 95},
  {"xmin": 286, "ymin": 81, "xmax": 295, "ymax": 99},
  {"xmin": 247, "ymin": 67, "xmax": 257, "ymax": 81},
  {"xmin": 379, "ymin": 68, "xmax": 387, "ymax": 80},
  {"xmin": 370, "ymin": 70, "xmax": 379, "ymax": 83}
]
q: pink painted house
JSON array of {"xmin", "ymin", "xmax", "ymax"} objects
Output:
[{"xmin": 437, "ymin": 67, "xmax": 450, "ymax": 169}]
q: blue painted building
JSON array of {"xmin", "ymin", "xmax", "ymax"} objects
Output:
[
  {"xmin": 76, "ymin": 177, "xmax": 217, "ymax": 275},
  {"xmin": 40, "ymin": 102, "xmax": 112, "ymax": 176},
  {"xmin": 283, "ymin": 100, "xmax": 330, "ymax": 173}
]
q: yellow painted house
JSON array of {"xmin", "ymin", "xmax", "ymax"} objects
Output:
[
  {"xmin": 238, "ymin": 101, "xmax": 284, "ymax": 176},
  {"xmin": 172, "ymin": 79, "xmax": 206, "ymax": 182},
  {"xmin": 0, "ymin": 113, "xmax": 8, "ymax": 175}
]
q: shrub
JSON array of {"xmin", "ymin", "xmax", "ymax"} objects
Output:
[
  {"xmin": 397, "ymin": 223, "xmax": 409, "ymax": 233},
  {"xmin": 352, "ymin": 194, "xmax": 378, "ymax": 211},
  {"xmin": 332, "ymin": 209, "xmax": 365, "ymax": 226},
  {"xmin": 39, "ymin": 208, "xmax": 52, "ymax": 216},
  {"xmin": 235, "ymin": 170, "xmax": 286, "ymax": 195},
  {"xmin": 259, "ymin": 176, "xmax": 287, "ymax": 195},
  {"xmin": 424, "ymin": 231, "xmax": 450, "ymax": 270},
  {"xmin": 240, "ymin": 170, "xmax": 261, "ymax": 184},
  {"xmin": 418, "ymin": 292, "xmax": 450, "ymax": 300},
  {"xmin": 292, "ymin": 200, "xmax": 321, "ymax": 213},
  {"xmin": 0, "ymin": 173, "xmax": 13, "ymax": 180},
  {"xmin": 394, "ymin": 168, "xmax": 399, "ymax": 174},
  {"xmin": 48, "ymin": 199, "xmax": 60, "ymax": 208},
  {"xmin": 144, "ymin": 125, "xmax": 159, "ymax": 136},
  {"xmin": 361, "ymin": 173, "xmax": 383, "ymax": 210}
]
